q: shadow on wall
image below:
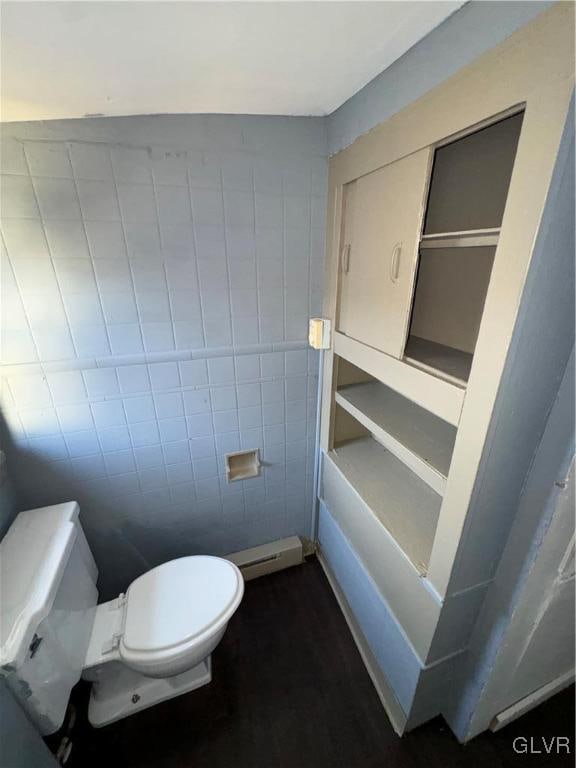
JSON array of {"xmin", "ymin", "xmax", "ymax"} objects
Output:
[{"xmin": 0, "ymin": 408, "xmax": 263, "ymax": 600}]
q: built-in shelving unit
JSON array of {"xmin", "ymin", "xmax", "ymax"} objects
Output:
[
  {"xmin": 335, "ymin": 360, "xmax": 456, "ymax": 494},
  {"xmin": 330, "ymin": 425, "xmax": 442, "ymax": 575}
]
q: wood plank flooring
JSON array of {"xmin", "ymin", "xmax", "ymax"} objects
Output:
[{"xmin": 63, "ymin": 558, "xmax": 574, "ymax": 768}]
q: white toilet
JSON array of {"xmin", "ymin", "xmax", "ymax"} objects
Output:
[{"xmin": 0, "ymin": 501, "xmax": 244, "ymax": 730}]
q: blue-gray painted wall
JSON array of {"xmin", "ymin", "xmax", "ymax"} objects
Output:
[{"xmin": 327, "ymin": 1, "xmax": 553, "ymax": 154}]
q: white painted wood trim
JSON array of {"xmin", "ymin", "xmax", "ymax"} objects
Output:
[
  {"xmin": 317, "ymin": 552, "xmax": 408, "ymax": 736},
  {"xmin": 334, "ymin": 332, "xmax": 464, "ymax": 426}
]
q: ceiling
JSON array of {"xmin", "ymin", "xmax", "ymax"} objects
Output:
[{"xmin": 1, "ymin": 1, "xmax": 465, "ymax": 123}]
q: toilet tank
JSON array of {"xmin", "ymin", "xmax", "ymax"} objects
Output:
[{"xmin": 0, "ymin": 502, "xmax": 99, "ymax": 734}]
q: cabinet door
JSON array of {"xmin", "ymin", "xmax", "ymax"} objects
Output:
[{"xmin": 338, "ymin": 148, "xmax": 430, "ymax": 358}]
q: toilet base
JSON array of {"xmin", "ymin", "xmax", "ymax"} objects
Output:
[{"xmin": 87, "ymin": 656, "xmax": 212, "ymax": 727}]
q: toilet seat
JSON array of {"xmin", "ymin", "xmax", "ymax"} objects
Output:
[{"xmin": 119, "ymin": 556, "xmax": 243, "ymax": 674}]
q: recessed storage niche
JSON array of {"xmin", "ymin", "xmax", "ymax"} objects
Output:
[
  {"xmin": 406, "ymin": 112, "xmax": 524, "ymax": 384},
  {"xmin": 330, "ymin": 399, "xmax": 442, "ymax": 575},
  {"xmin": 334, "ymin": 357, "xmax": 457, "ymax": 494}
]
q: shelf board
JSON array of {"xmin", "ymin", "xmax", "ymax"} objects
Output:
[
  {"xmin": 334, "ymin": 332, "xmax": 464, "ymax": 427},
  {"xmin": 329, "ymin": 437, "xmax": 441, "ymax": 575},
  {"xmin": 404, "ymin": 336, "xmax": 473, "ymax": 385},
  {"xmin": 420, "ymin": 228, "xmax": 500, "ymax": 249},
  {"xmin": 335, "ymin": 381, "xmax": 456, "ymax": 495}
]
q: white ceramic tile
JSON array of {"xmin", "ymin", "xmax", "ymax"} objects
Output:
[
  {"xmin": 0, "ymin": 139, "xmax": 28, "ymax": 175},
  {"xmin": 209, "ymin": 386, "xmax": 236, "ymax": 412},
  {"xmin": 108, "ymin": 324, "xmax": 144, "ymax": 355},
  {"xmin": 166, "ymin": 462, "xmax": 194, "ymax": 485},
  {"xmin": 111, "ymin": 147, "xmax": 152, "ymax": 184},
  {"xmin": 157, "ymin": 186, "xmax": 191, "ymax": 224},
  {"xmin": 207, "ymin": 356, "xmax": 235, "ymax": 385},
  {"xmin": 169, "ymin": 291, "xmax": 202, "ymax": 322},
  {"xmin": 170, "ymin": 481, "xmax": 195, "ymax": 506},
  {"xmin": 124, "ymin": 221, "xmax": 162, "ymax": 260},
  {"xmin": 108, "ymin": 472, "xmax": 140, "ymax": 497},
  {"xmin": 53, "ymin": 258, "xmax": 97, "ymax": 294},
  {"xmin": 158, "ymin": 417, "xmax": 188, "ymax": 443},
  {"xmin": 18, "ymin": 407, "xmax": 60, "ymax": 437},
  {"xmin": 65, "ymin": 429, "xmax": 100, "ymax": 457},
  {"xmin": 232, "ymin": 317, "xmax": 259, "ymax": 346},
  {"xmin": 141, "ymin": 322, "xmax": 174, "ymax": 352},
  {"xmin": 70, "ymin": 143, "xmax": 113, "ymax": 181},
  {"xmin": 57, "ymin": 404, "xmax": 94, "ymax": 432},
  {"xmin": 179, "ymin": 359, "xmax": 208, "ymax": 387},
  {"xmin": 154, "ymin": 391, "xmax": 184, "ymax": 419},
  {"xmin": 91, "ymin": 400, "xmax": 126, "ymax": 429},
  {"xmin": 12, "ymin": 258, "xmax": 59, "ymax": 294},
  {"xmin": 47, "ymin": 370, "xmax": 86, "ymax": 404},
  {"xmin": 131, "ymin": 260, "xmax": 166, "ymax": 292},
  {"xmin": 23, "ymin": 291, "xmax": 68, "ymax": 328},
  {"xmin": 129, "ymin": 420, "xmax": 160, "ymax": 447},
  {"xmin": 264, "ymin": 424, "xmax": 285, "ymax": 446},
  {"xmin": 82, "ymin": 367, "xmax": 119, "ymax": 398},
  {"xmin": 63, "ymin": 293, "xmax": 105, "ymax": 327},
  {"xmin": 0, "ymin": 175, "xmax": 39, "ymax": 218},
  {"xmin": 174, "ymin": 320, "xmax": 204, "ymax": 350},
  {"xmin": 100, "ymin": 293, "xmax": 138, "ymax": 324},
  {"xmin": 189, "ymin": 435, "xmax": 216, "ymax": 460},
  {"xmin": 256, "ymin": 228, "xmax": 283, "ymax": 260},
  {"xmin": 215, "ymin": 432, "xmax": 240, "ymax": 455},
  {"xmin": 224, "ymin": 190, "xmax": 254, "ymax": 229},
  {"xmin": 134, "ymin": 444, "xmax": 164, "ymax": 470},
  {"xmin": 195, "ymin": 477, "xmax": 220, "ymax": 500},
  {"xmin": 204, "ymin": 316, "xmax": 232, "ymax": 347},
  {"xmin": 237, "ymin": 382, "xmax": 261, "ymax": 408},
  {"xmin": 70, "ymin": 453, "xmax": 108, "ymax": 480},
  {"xmin": 234, "ymin": 354, "xmax": 260, "ymax": 382},
  {"xmin": 286, "ymin": 400, "xmax": 307, "ymax": 423},
  {"xmin": 231, "ymin": 289, "xmax": 257, "ymax": 318},
  {"xmin": 94, "ymin": 259, "xmax": 134, "ymax": 293},
  {"xmin": 195, "ymin": 225, "xmax": 226, "ymax": 261},
  {"xmin": 190, "ymin": 188, "xmax": 223, "ymax": 227},
  {"xmin": 285, "ymin": 377, "xmax": 308, "ymax": 402},
  {"xmin": 161, "ymin": 222, "xmax": 195, "ymax": 261},
  {"xmin": 34, "ymin": 178, "xmax": 81, "ymax": 220},
  {"xmin": 262, "ymin": 402, "xmax": 285, "ymax": 426},
  {"xmin": 238, "ymin": 406, "xmax": 263, "ymax": 429},
  {"xmin": 28, "ymin": 435, "xmax": 69, "ymax": 461},
  {"xmin": 98, "ymin": 425, "xmax": 132, "ymax": 452},
  {"xmin": 136, "ymin": 291, "xmax": 172, "ymax": 323},
  {"xmin": 262, "ymin": 380, "xmax": 284, "ymax": 404},
  {"xmin": 286, "ymin": 421, "xmax": 307, "ymax": 442},
  {"xmin": 139, "ymin": 466, "xmax": 168, "ymax": 492},
  {"xmin": 117, "ymin": 183, "xmax": 156, "ymax": 222},
  {"xmin": 85, "ymin": 221, "xmax": 127, "ymax": 259},
  {"xmin": 162, "ymin": 441, "xmax": 190, "ymax": 465},
  {"xmin": 212, "ymin": 410, "xmax": 239, "ymax": 434},
  {"xmin": 33, "ymin": 328, "xmax": 77, "ymax": 361},
  {"xmin": 187, "ymin": 412, "xmax": 213, "ymax": 438},
  {"xmin": 1, "ymin": 219, "xmax": 49, "ymax": 259},
  {"xmin": 104, "ymin": 448, "xmax": 136, "ymax": 475},
  {"xmin": 71, "ymin": 326, "xmax": 110, "ymax": 357},
  {"xmin": 151, "ymin": 150, "xmax": 188, "ymax": 186},
  {"xmin": 183, "ymin": 389, "xmax": 211, "ymax": 415},
  {"xmin": 25, "ymin": 142, "xmax": 72, "ymax": 178},
  {"xmin": 117, "ymin": 364, "xmax": 150, "ymax": 394},
  {"xmin": 124, "ymin": 395, "xmax": 155, "ymax": 423},
  {"xmin": 193, "ymin": 456, "xmax": 218, "ymax": 480}
]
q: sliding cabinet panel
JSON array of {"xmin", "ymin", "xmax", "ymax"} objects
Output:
[{"xmin": 338, "ymin": 148, "xmax": 430, "ymax": 358}]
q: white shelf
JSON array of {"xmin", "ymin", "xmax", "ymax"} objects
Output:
[
  {"xmin": 329, "ymin": 437, "xmax": 442, "ymax": 574},
  {"xmin": 336, "ymin": 381, "xmax": 456, "ymax": 495},
  {"xmin": 334, "ymin": 332, "xmax": 464, "ymax": 426},
  {"xmin": 420, "ymin": 228, "xmax": 500, "ymax": 249},
  {"xmin": 405, "ymin": 336, "xmax": 473, "ymax": 385}
]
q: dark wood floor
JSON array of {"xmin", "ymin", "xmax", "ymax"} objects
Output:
[{"xmin": 62, "ymin": 558, "xmax": 574, "ymax": 768}]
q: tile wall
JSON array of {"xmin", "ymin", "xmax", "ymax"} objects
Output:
[{"xmin": 0, "ymin": 115, "xmax": 327, "ymax": 597}]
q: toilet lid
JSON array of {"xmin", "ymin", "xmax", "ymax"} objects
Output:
[{"xmin": 122, "ymin": 556, "xmax": 242, "ymax": 654}]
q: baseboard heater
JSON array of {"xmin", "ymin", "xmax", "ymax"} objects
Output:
[{"xmin": 227, "ymin": 536, "xmax": 304, "ymax": 580}]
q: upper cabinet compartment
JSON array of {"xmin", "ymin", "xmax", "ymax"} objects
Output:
[
  {"xmin": 406, "ymin": 112, "xmax": 524, "ymax": 384},
  {"xmin": 338, "ymin": 149, "xmax": 430, "ymax": 359},
  {"xmin": 423, "ymin": 111, "xmax": 524, "ymax": 235}
]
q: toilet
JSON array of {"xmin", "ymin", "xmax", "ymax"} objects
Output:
[{"xmin": 0, "ymin": 501, "xmax": 244, "ymax": 731}]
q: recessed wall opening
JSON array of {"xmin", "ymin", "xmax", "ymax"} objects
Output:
[
  {"xmin": 405, "ymin": 111, "xmax": 524, "ymax": 384},
  {"xmin": 226, "ymin": 450, "xmax": 261, "ymax": 482}
]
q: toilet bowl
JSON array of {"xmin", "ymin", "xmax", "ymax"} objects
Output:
[
  {"xmin": 0, "ymin": 502, "xmax": 244, "ymax": 732},
  {"xmin": 83, "ymin": 555, "xmax": 244, "ymax": 725}
]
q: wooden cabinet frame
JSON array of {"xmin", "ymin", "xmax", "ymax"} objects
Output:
[{"xmin": 320, "ymin": 3, "xmax": 575, "ymax": 603}]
